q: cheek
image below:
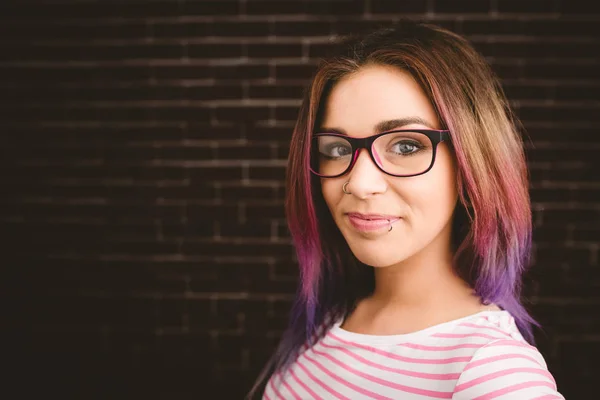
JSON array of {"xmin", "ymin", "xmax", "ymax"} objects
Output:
[
  {"xmin": 320, "ymin": 179, "xmax": 345, "ymax": 214},
  {"xmin": 393, "ymin": 151, "xmax": 458, "ymax": 218}
]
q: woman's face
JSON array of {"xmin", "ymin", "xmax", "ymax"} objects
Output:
[{"xmin": 319, "ymin": 64, "xmax": 459, "ymax": 267}]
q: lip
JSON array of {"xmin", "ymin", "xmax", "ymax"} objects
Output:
[{"xmin": 346, "ymin": 212, "xmax": 401, "ymax": 232}]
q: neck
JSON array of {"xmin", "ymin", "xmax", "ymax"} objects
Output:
[{"xmin": 369, "ymin": 227, "xmax": 478, "ymax": 312}]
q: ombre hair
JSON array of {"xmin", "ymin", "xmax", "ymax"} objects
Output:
[{"xmin": 248, "ymin": 19, "xmax": 539, "ymax": 399}]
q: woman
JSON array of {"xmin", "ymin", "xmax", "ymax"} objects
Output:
[{"xmin": 250, "ymin": 19, "xmax": 565, "ymax": 399}]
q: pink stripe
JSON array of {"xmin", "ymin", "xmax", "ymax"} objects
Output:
[
  {"xmin": 295, "ymin": 358, "xmax": 350, "ymax": 400},
  {"xmin": 463, "ymin": 352, "xmax": 544, "ymax": 372},
  {"xmin": 268, "ymin": 373, "xmax": 284, "ymax": 399},
  {"xmin": 399, "ymin": 342, "xmax": 483, "ymax": 351},
  {"xmin": 472, "ymin": 380, "xmax": 557, "ymax": 400},
  {"xmin": 458, "ymin": 322, "xmax": 513, "ymax": 338},
  {"xmin": 454, "ymin": 367, "xmax": 555, "ymax": 392},
  {"xmin": 311, "ymin": 348, "xmax": 453, "ymax": 399},
  {"xmin": 485, "ymin": 339, "xmax": 537, "ymax": 352},
  {"xmin": 263, "ymin": 389, "xmax": 272, "ymax": 400},
  {"xmin": 320, "ymin": 340, "xmax": 460, "ymax": 380},
  {"xmin": 433, "ymin": 332, "xmax": 504, "ymax": 340},
  {"xmin": 277, "ymin": 371, "xmax": 302, "ymax": 400},
  {"xmin": 289, "ymin": 367, "xmax": 323, "ymax": 400},
  {"xmin": 329, "ymin": 332, "xmax": 471, "ymax": 364},
  {"xmin": 531, "ymin": 395, "xmax": 564, "ymax": 400},
  {"xmin": 302, "ymin": 352, "xmax": 393, "ymax": 400}
]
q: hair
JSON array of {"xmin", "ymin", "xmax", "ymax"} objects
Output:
[{"xmin": 247, "ymin": 18, "xmax": 540, "ymax": 399}]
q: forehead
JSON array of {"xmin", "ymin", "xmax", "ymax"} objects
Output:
[{"xmin": 321, "ymin": 64, "xmax": 441, "ymax": 135}]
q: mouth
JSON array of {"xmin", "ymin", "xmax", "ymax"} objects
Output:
[{"xmin": 345, "ymin": 212, "xmax": 402, "ymax": 232}]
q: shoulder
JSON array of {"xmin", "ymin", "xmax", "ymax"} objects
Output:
[{"xmin": 451, "ymin": 336, "xmax": 564, "ymax": 399}]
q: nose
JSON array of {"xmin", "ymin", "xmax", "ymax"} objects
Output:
[{"xmin": 347, "ymin": 148, "xmax": 387, "ymax": 199}]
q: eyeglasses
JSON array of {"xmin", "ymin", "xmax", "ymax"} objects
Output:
[{"xmin": 309, "ymin": 129, "xmax": 451, "ymax": 178}]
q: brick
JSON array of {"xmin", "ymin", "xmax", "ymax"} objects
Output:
[
  {"xmin": 559, "ymin": 340, "xmax": 600, "ymax": 378},
  {"xmin": 370, "ymin": 0, "xmax": 428, "ymax": 13},
  {"xmin": 433, "ymin": 0, "xmax": 490, "ymax": 13},
  {"xmin": 245, "ymin": 124, "xmax": 294, "ymax": 141},
  {"xmin": 187, "ymin": 43, "xmax": 243, "ymax": 59},
  {"xmin": 214, "ymin": 106, "xmax": 270, "ymax": 122},
  {"xmin": 555, "ymin": 85, "xmax": 600, "ymax": 101},
  {"xmin": 518, "ymin": 105, "xmax": 600, "ymax": 124},
  {"xmin": 572, "ymin": 226, "xmax": 600, "ymax": 242},
  {"xmin": 488, "ymin": 61, "xmax": 523, "ymax": 80},
  {"xmin": 534, "ymin": 245, "xmax": 592, "ymax": 267},
  {"xmin": 534, "ymin": 167, "xmax": 596, "ymax": 183},
  {"xmin": 275, "ymin": 64, "xmax": 317, "ymax": 80},
  {"xmin": 212, "ymin": 64, "xmax": 270, "ymax": 80},
  {"xmin": 274, "ymin": 105, "xmax": 300, "ymax": 121},
  {"xmin": 161, "ymin": 220, "xmax": 214, "ymax": 238},
  {"xmin": 524, "ymin": 62, "xmax": 600, "ymax": 79},
  {"xmin": 461, "ymin": 19, "xmax": 525, "ymax": 35},
  {"xmin": 152, "ymin": 22, "xmax": 209, "ymax": 38},
  {"xmin": 157, "ymin": 145, "xmax": 213, "ymax": 160},
  {"xmin": 245, "ymin": 203, "xmax": 286, "ymax": 220},
  {"xmin": 182, "ymin": 0, "xmax": 240, "ymax": 15},
  {"xmin": 532, "ymin": 224, "xmax": 569, "ymax": 243},
  {"xmin": 246, "ymin": 43, "xmax": 303, "ymax": 58},
  {"xmin": 272, "ymin": 21, "xmax": 331, "ymax": 36},
  {"xmin": 0, "ymin": 43, "xmax": 184, "ymax": 62},
  {"xmin": 525, "ymin": 127, "xmax": 597, "ymax": 143},
  {"xmin": 0, "ymin": 21, "xmax": 148, "ymax": 41},
  {"xmin": 308, "ymin": 42, "xmax": 338, "ymax": 58},
  {"xmin": 150, "ymin": 105, "xmax": 211, "ymax": 122},
  {"xmin": 215, "ymin": 144, "xmax": 272, "ymax": 160},
  {"xmin": 187, "ymin": 299, "xmax": 214, "ymax": 328},
  {"xmin": 248, "ymin": 166, "xmax": 286, "ymax": 181},
  {"xmin": 497, "ymin": 0, "xmax": 560, "ymax": 13},
  {"xmin": 210, "ymin": 21, "xmax": 270, "ymax": 37},
  {"xmin": 502, "ymin": 83, "xmax": 553, "ymax": 101},
  {"xmin": 332, "ymin": 20, "xmax": 395, "ymax": 36},
  {"xmin": 530, "ymin": 187, "xmax": 573, "ymax": 203},
  {"xmin": 157, "ymin": 298, "xmax": 186, "ymax": 327},
  {"xmin": 181, "ymin": 240, "xmax": 293, "ymax": 257},
  {"xmin": 559, "ymin": 0, "xmax": 600, "ymax": 14},
  {"xmin": 187, "ymin": 84, "xmax": 244, "ymax": 101},
  {"xmin": 220, "ymin": 185, "xmax": 278, "ymax": 201},
  {"xmin": 187, "ymin": 204, "xmax": 240, "ymax": 223},
  {"xmin": 152, "ymin": 65, "xmax": 211, "ymax": 80},
  {"xmin": 525, "ymin": 20, "xmax": 600, "ymax": 37},
  {"xmin": 248, "ymin": 83, "xmax": 305, "ymax": 99},
  {"xmin": 527, "ymin": 147, "xmax": 598, "ymax": 164},
  {"xmin": 187, "ymin": 124, "xmax": 242, "ymax": 140},
  {"xmin": 574, "ymin": 188, "xmax": 600, "ymax": 203},
  {"xmin": 246, "ymin": 0, "xmax": 365, "ymax": 15},
  {"xmin": 0, "ymin": 3, "xmax": 120, "ymax": 18},
  {"xmin": 219, "ymin": 221, "xmax": 272, "ymax": 238},
  {"xmin": 542, "ymin": 208, "xmax": 600, "ymax": 225}
]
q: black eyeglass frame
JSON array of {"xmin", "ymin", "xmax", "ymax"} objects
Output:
[{"xmin": 309, "ymin": 129, "xmax": 451, "ymax": 178}]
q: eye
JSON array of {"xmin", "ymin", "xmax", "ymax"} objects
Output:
[
  {"xmin": 326, "ymin": 144, "xmax": 352, "ymax": 158},
  {"xmin": 318, "ymin": 139, "xmax": 352, "ymax": 159},
  {"xmin": 390, "ymin": 140, "xmax": 422, "ymax": 155}
]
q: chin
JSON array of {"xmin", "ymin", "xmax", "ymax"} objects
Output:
[{"xmin": 346, "ymin": 240, "xmax": 408, "ymax": 268}]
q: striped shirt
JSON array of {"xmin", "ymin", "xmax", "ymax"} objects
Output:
[{"xmin": 263, "ymin": 310, "xmax": 564, "ymax": 399}]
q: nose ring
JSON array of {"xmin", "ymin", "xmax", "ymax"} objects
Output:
[{"xmin": 342, "ymin": 181, "xmax": 351, "ymax": 195}]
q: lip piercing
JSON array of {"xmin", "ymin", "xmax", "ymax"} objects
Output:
[
  {"xmin": 388, "ymin": 219, "xmax": 393, "ymax": 232},
  {"xmin": 342, "ymin": 181, "xmax": 351, "ymax": 195}
]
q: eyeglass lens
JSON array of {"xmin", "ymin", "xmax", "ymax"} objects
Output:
[{"xmin": 311, "ymin": 131, "xmax": 434, "ymax": 177}]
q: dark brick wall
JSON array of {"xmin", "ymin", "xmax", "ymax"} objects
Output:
[{"xmin": 1, "ymin": 1, "xmax": 598, "ymax": 398}]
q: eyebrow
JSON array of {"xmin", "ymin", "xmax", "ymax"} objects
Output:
[{"xmin": 318, "ymin": 117, "xmax": 436, "ymax": 135}]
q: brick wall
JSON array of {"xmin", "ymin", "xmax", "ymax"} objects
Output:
[{"xmin": 1, "ymin": 0, "xmax": 598, "ymax": 398}]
